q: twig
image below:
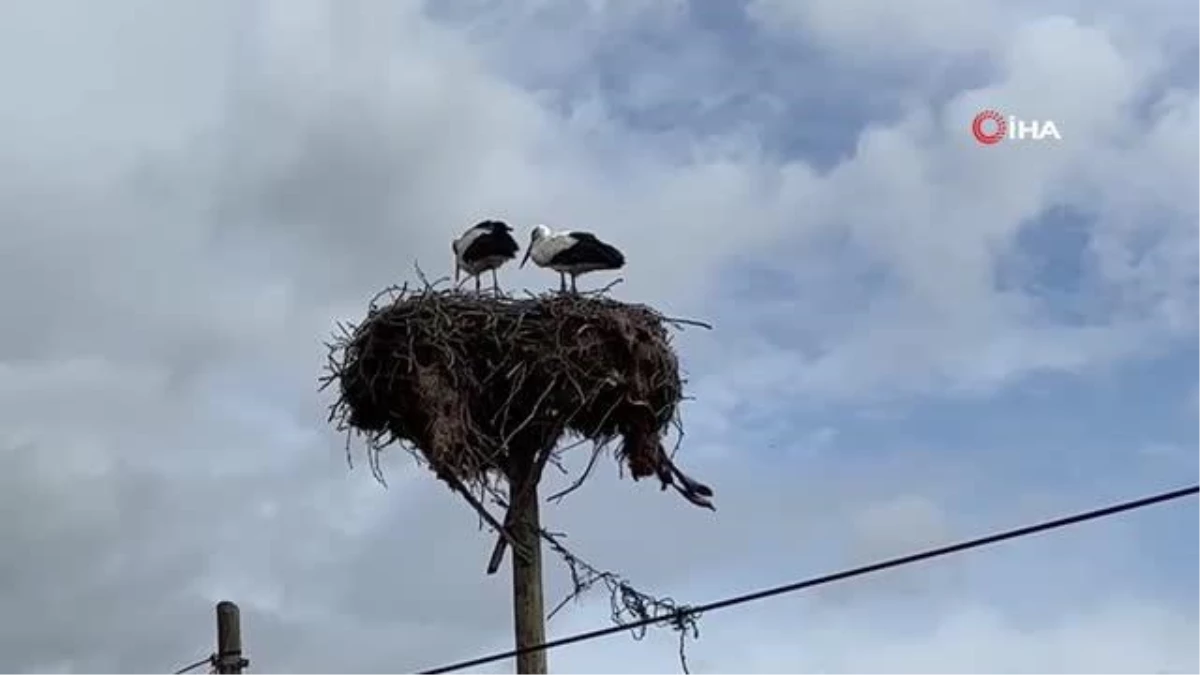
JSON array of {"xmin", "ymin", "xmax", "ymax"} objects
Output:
[
  {"xmin": 662, "ymin": 316, "xmax": 713, "ymax": 330},
  {"xmin": 439, "ymin": 468, "xmax": 530, "ymax": 564},
  {"xmin": 547, "ymin": 443, "xmax": 605, "ymax": 503}
]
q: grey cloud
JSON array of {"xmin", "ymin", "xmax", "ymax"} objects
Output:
[{"xmin": 0, "ymin": 1, "xmax": 1195, "ymax": 673}]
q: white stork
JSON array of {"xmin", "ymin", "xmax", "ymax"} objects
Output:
[
  {"xmin": 452, "ymin": 220, "xmax": 520, "ymax": 294},
  {"xmin": 519, "ymin": 225, "xmax": 626, "ymax": 293}
]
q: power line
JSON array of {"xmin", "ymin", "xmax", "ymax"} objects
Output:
[{"xmin": 418, "ymin": 483, "xmax": 1199, "ymax": 674}]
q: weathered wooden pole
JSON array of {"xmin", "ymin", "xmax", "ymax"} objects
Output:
[
  {"xmin": 214, "ymin": 601, "xmax": 248, "ymax": 674},
  {"xmin": 508, "ymin": 451, "xmax": 548, "ymax": 674}
]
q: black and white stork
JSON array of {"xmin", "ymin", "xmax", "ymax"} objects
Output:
[
  {"xmin": 452, "ymin": 220, "xmax": 520, "ymax": 294},
  {"xmin": 519, "ymin": 224, "xmax": 625, "ymax": 293}
]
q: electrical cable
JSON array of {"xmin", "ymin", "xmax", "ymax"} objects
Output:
[{"xmin": 418, "ymin": 483, "xmax": 1199, "ymax": 674}]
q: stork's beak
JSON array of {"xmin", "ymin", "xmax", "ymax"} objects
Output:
[{"xmin": 519, "ymin": 247, "xmax": 532, "ymax": 269}]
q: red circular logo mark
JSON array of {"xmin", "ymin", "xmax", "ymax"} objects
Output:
[{"xmin": 971, "ymin": 109, "xmax": 1006, "ymax": 145}]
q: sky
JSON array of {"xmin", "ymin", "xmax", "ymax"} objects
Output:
[{"xmin": 0, "ymin": 0, "xmax": 1197, "ymax": 673}]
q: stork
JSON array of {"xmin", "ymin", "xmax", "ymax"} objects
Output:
[
  {"xmin": 452, "ymin": 220, "xmax": 520, "ymax": 294},
  {"xmin": 519, "ymin": 225, "xmax": 625, "ymax": 293}
]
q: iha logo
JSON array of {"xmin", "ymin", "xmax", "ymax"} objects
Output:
[{"xmin": 971, "ymin": 109, "xmax": 1061, "ymax": 145}]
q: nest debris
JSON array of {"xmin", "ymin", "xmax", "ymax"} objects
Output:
[{"xmin": 321, "ymin": 281, "xmax": 714, "ymax": 509}]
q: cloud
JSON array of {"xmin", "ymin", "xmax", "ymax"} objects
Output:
[
  {"xmin": 0, "ymin": 0, "xmax": 1195, "ymax": 673},
  {"xmin": 746, "ymin": 0, "xmax": 1012, "ymax": 60}
]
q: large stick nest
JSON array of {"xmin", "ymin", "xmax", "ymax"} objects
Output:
[{"xmin": 322, "ymin": 283, "xmax": 713, "ymax": 507}]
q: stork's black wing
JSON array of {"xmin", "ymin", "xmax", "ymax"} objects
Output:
[
  {"xmin": 552, "ymin": 231, "xmax": 624, "ymax": 268},
  {"xmin": 474, "ymin": 219, "xmax": 512, "ymax": 234},
  {"xmin": 463, "ymin": 230, "xmax": 519, "ymax": 260}
]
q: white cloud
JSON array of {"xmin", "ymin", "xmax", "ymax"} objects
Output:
[
  {"xmin": 0, "ymin": 0, "xmax": 1194, "ymax": 672},
  {"xmin": 851, "ymin": 493, "xmax": 951, "ymax": 558}
]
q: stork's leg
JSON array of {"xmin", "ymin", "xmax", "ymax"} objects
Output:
[
  {"xmin": 570, "ymin": 274, "xmax": 578, "ymax": 293},
  {"xmin": 491, "ymin": 269, "xmax": 500, "ymax": 295},
  {"xmin": 558, "ymin": 272, "xmax": 566, "ymax": 293},
  {"xmin": 474, "ymin": 275, "xmax": 481, "ymax": 293}
]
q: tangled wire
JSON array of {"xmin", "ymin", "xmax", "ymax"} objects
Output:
[{"xmin": 541, "ymin": 528, "xmax": 702, "ymax": 673}]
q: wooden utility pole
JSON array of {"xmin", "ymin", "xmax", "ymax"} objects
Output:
[
  {"xmin": 214, "ymin": 601, "xmax": 248, "ymax": 674},
  {"xmin": 508, "ymin": 451, "xmax": 548, "ymax": 674}
]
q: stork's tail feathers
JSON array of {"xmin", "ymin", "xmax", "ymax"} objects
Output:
[{"xmin": 599, "ymin": 242, "xmax": 625, "ymax": 268}]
